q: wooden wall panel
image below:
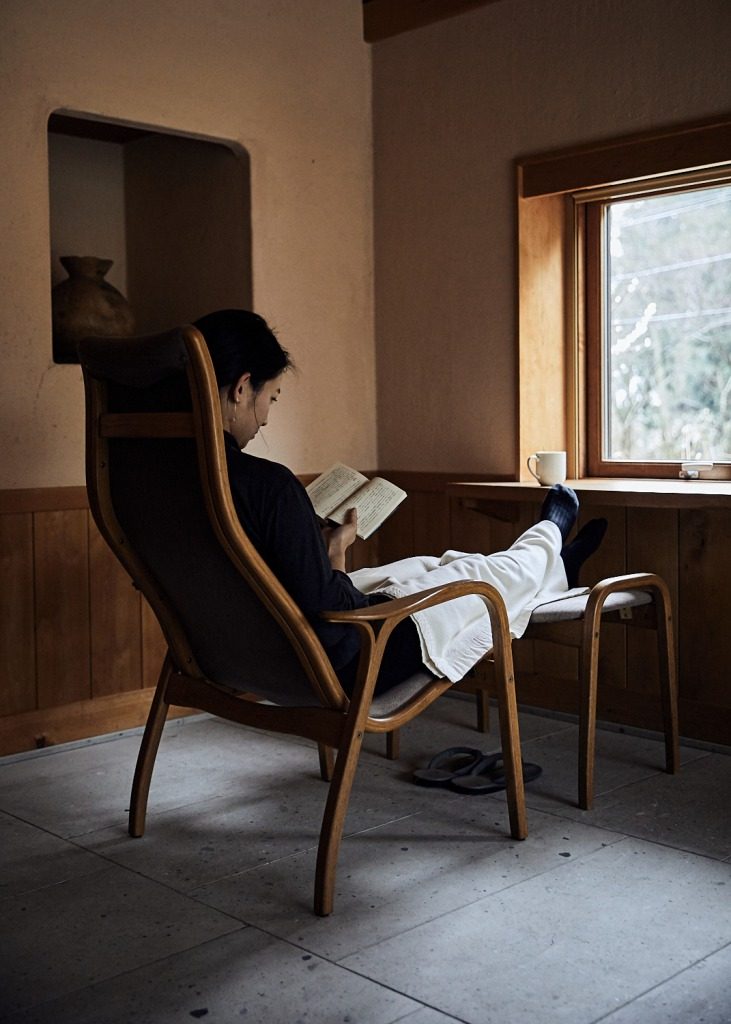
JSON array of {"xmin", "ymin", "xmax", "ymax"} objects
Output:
[
  {"xmin": 0, "ymin": 513, "xmax": 36, "ymax": 715},
  {"xmin": 449, "ymin": 497, "xmax": 523, "ymax": 555},
  {"xmin": 0, "ymin": 688, "xmax": 196, "ymax": 756},
  {"xmin": 679, "ymin": 509, "xmax": 731, "ymax": 710},
  {"xmin": 531, "ymin": 639, "xmax": 579, "ymax": 681},
  {"xmin": 412, "ymin": 491, "xmax": 451, "ymax": 557},
  {"xmin": 447, "ymin": 481, "xmax": 731, "ymax": 744},
  {"xmin": 34, "ymin": 509, "xmax": 91, "ymax": 708},
  {"xmin": 3, "ymin": 480, "xmax": 731, "ymax": 753},
  {"xmin": 580, "ymin": 505, "xmax": 627, "ymax": 579},
  {"xmin": 88, "ymin": 515, "xmax": 143, "ymax": 697},
  {"xmin": 627, "ymin": 507, "xmax": 679, "ymax": 698},
  {"xmin": 350, "ymin": 531, "xmax": 381, "ymax": 570},
  {"xmin": 362, "ymin": 484, "xmax": 459, "ymax": 567},
  {"xmin": 374, "ymin": 498, "xmax": 415, "ymax": 565},
  {"xmin": 578, "ymin": 505, "xmax": 627, "ymax": 693}
]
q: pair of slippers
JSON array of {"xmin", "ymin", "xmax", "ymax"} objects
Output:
[{"xmin": 412, "ymin": 746, "xmax": 542, "ymax": 795}]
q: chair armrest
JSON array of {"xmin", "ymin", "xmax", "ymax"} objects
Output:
[
  {"xmin": 321, "ymin": 579, "xmax": 509, "ymax": 628},
  {"xmin": 584, "ymin": 572, "xmax": 672, "ymax": 633},
  {"xmin": 589, "ymin": 572, "xmax": 664, "ymax": 593}
]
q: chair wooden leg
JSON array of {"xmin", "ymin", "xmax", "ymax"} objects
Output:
[
  {"xmin": 578, "ymin": 615, "xmax": 602, "ymax": 811},
  {"xmin": 492, "ymin": 648, "xmax": 527, "ymax": 840},
  {"xmin": 475, "ymin": 687, "xmax": 491, "ymax": 733},
  {"xmin": 129, "ymin": 654, "xmax": 172, "ymax": 837},
  {"xmin": 654, "ymin": 585, "xmax": 680, "ymax": 775},
  {"xmin": 314, "ymin": 718, "xmax": 368, "ymax": 916},
  {"xmin": 318, "ymin": 743, "xmax": 335, "ymax": 781},
  {"xmin": 386, "ymin": 728, "xmax": 400, "ymax": 760}
]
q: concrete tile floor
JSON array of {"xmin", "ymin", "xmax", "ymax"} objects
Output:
[{"xmin": 1, "ymin": 698, "xmax": 729, "ymax": 1024}]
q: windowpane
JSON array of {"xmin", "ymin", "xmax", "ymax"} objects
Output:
[{"xmin": 604, "ymin": 184, "xmax": 731, "ymax": 463}]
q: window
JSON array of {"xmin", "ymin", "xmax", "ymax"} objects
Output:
[
  {"xmin": 585, "ymin": 179, "xmax": 731, "ymax": 476},
  {"xmin": 516, "ymin": 115, "xmax": 731, "ymax": 481}
]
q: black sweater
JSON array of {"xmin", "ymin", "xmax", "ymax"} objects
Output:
[{"xmin": 223, "ymin": 432, "xmax": 367, "ymax": 670}]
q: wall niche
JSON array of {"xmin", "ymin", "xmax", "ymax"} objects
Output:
[{"xmin": 48, "ymin": 111, "xmax": 252, "ymax": 362}]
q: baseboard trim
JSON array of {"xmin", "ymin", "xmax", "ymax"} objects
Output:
[{"xmin": 0, "ymin": 688, "xmax": 197, "ymax": 756}]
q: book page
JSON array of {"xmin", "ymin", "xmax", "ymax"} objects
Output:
[
  {"xmin": 305, "ymin": 463, "xmax": 368, "ymax": 519},
  {"xmin": 330, "ymin": 477, "xmax": 407, "ymax": 540}
]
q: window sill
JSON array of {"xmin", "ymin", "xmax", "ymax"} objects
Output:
[{"xmin": 447, "ymin": 477, "xmax": 731, "ymax": 510}]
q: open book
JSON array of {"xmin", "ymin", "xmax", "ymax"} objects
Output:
[{"xmin": 306, "ymin": 463, "xmax": 407, "ymax": 540}]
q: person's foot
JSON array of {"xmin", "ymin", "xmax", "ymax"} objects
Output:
[
  {"xmin": 539, "ymin": 483, "xmax": 579, "ymax": 542},
  {"xmin": 561, "ymin": 517, "xmax": 608, "ymax": 586}
]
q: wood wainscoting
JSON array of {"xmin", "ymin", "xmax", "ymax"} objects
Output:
[
  {"xmin": 0, "ymin": 487, "xmax": 177, "ymax": 754},
  {"xmin": 0, "ymin": 473, "xmax": 482, "ymax": 755},
  {"xmin": 448, "ymin": 480, "xmax": 731, "ymax": 748},
  {"xmin": 2, "ymin": 474, "xmax": 728, "ymax": 754}
]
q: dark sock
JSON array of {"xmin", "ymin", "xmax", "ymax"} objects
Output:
[
  {"xmin": 561, "ymin": 518, "xmax": 608, "ymax": 587},
  {"xmin": 539, "ymin": 484, "xmax": 579, "ymax": 543}
]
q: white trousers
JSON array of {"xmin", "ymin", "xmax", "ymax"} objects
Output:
[{"xmin": 349, "ymin": 521, "xmax": 582, "ymax": 682}]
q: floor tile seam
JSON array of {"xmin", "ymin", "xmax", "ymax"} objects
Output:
[
  {"xmin": 181, "ymin": 811, "xmax": 423, "ymax": 895},
  {"xmin": 61, "ymin": 774, "xmax": 335, "ymax": 838},
  {"xmin": 505, "ymin": 797, "xmax": 631, "ymax": 837},
  {"xmin": 342, "ymin": 810, "xmax": 422, "ymax": 840},
  {"xmin": 513, "ymin": 701, "xmax": 731, "ymax": 755},
  {"xmin": 519, "ymin": 723, "xmax": 582, "ymax": 745},
  {"xmin": 0, "ymin": 807, "xmax": 138, "ymax": 855},
  {"xmin": 0, "ymin": 860, "xmax": 113, "ymax": 905},
  {"xmin": 55, "ymin": 836, "xmax": 264, "ymax": 924},
  {"xmin": 323, "ymin": 835, "xmax": 636, "ymax": 964},
  {"xmin": 586, "ymin": 758, "xmax": 713, "ymax": 803},
  {"xmin": 527, "ymin": 801, "xmax": 730, "ymax": 862},
  {"xmin": 515, "ymin": 765, "xmax": 702, "ymax": 822},
  {"xmin": 393, "ymin": 1007, "xmax": 468, "ymax": 1024},
  {"xmin": 234, "ymin": 923, "xmax": 467, "ymax": 1023},
  {"xmin": 517, "ymin": 801, "xmax": 730, "ymax": 859},
  {"xmin": 183, "ymin": 835, "xmax": 347, "ymax": 893},
  {"xmin": 520, "ymin": 739, "xmax": 712, "ymax": 769},
  {"xmin": 587, "ymin": 937, "xmax": 731, "ymax": 1024},
  {"xmin": 328, "ymin": 957, "xmax": 484, "ymax": 1021},
  {"xmin": 589, "ymin": 827, "xmax": 731, "ymax": 864},
  {"xmin": 187, "ymin": 831, "xmax": 631, "ymax": 949},
  {"xmin": 0, "ymin": 924, "xmax": 251, "ymax": 1021}
]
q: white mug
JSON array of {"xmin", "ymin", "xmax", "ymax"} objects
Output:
[{"xmin": 527, "ymin": 450, "xmax": 567, "ymax": 486}]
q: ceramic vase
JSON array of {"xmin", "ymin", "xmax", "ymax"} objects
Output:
[{"xmin": 51, "ymin": 256, "xmax": 135, "ymax": 363}]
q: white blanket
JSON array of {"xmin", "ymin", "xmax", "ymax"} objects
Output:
[{"xmin": 349, "ymin": 521, "xmax": 587, "ymax": 682}]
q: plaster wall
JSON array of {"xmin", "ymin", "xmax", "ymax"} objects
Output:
[
  {"xmin": 0, "ymin": 0, "xmax": 374, "ymax": 488},
  {"xmin": 372, "ymin": 0, "xmax": 731, "ymax": 474},
  {"xmin": 49, "ymin": 135, "xmax": 128, "ymax": 295}
]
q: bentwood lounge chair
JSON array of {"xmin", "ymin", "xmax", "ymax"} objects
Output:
[{"xmin": 79, "ymin": 325, "xmax": 528, "ymax": 916}]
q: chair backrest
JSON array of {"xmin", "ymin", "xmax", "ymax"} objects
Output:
[{"xmin": 79, "ymin": 326, "xmax": 344, "ymax": 708}]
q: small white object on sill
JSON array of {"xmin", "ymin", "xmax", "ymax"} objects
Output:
[{"xmin": 679, "ymin": 461, "xmax": 714, "ymax": 480}]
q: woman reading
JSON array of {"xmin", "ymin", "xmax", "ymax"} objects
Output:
[{"xmin": 195, "ymin": 309, "xmax": 606, "ymax": 698}]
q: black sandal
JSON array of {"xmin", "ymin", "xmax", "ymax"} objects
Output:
[
  {"xmin": 412, "ymin": 747, "xmax": 491, "ymax": 788},
  {"xmin": 449, "ymin": 756, "xmax": 542, "ymax": 794}
]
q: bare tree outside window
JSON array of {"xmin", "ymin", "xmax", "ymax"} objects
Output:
[{"xmin": 604, "ymin": 184, "xmax": 731, "ymax": 463}]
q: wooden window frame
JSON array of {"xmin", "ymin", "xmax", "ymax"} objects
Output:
[
  {"xmin": 517, "ymin": 114, "xmax": 731, "ymax": 481},
  {"xmin": 582, "ymin": 172, "xmax": 731, "ymax": 479}
]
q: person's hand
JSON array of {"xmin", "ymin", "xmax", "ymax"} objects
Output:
[{"xmin": 323, "ymin": 508, "xmax": 358, "ymax": 571}]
